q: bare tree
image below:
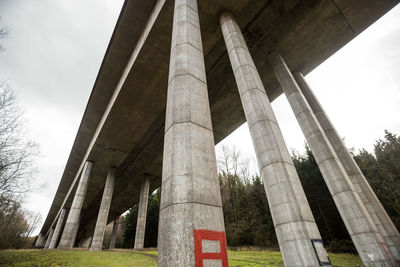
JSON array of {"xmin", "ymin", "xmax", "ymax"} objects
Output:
[
  {"xmin": 0, "ymin": 82, "xmax": 38, "ymax": 202},
  {"xmin": 217, "ymin": 145, "xmax": 250, "ymax": 227},
  {"xmin": 24, "ymin": 210, "xmax": 42, "ymax": 237}
]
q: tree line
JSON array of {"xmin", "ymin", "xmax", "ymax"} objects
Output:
[{"xmin": 120, "ymin": 131, "xmax": 400, "ymax": 253}]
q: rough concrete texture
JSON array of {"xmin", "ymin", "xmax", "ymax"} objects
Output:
[
  {"xmin": 44, "ymin": 228, "xmax": 54, "ymax": 249},
  {"xmin": 70, "ymin": 215, "xmax": 81, "ymax": 248},
  {"xmin": 220, "ymin": 12, "xmax": 330, "ymax": 267},
  {"xmin": 269, "ymin": 51, "xmax": 397, "ymax": 267},
  {"xmin": 158, "ymin": 0, "xmax": 227, "ymax": 266},
  {"xmin": 49, "ymin": 209, "xmax": 67, "ymax": 249},
  {"xmin": 40, "ymin": 0, "xmax": 399, "ymax": 243},
  {"xmin": 109, "ymin": 217, "xmax": 119, "ymax": 249},
  {"xmin": 35, "ymin": 233, "xmax": 45, "ymax": 247},
  {"xmin": 90, "ymin": 167, "xmax": 116, "ymax": 251},
  {"xmin": 134, "ymin": 177, "xmax": 150, "ymax": 250},
  {"xmin": 58, "ymin": 161, "xmax": 93, "ymax": 249},
  {"xmin": 293, "ymin": 72, "xmax": 400, "ymax": 260}
]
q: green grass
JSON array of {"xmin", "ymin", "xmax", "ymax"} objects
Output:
[{"xmin": 0, "ymin": 249, "xmax": 363, "ymax": 266}]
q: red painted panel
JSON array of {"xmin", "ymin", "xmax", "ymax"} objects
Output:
[{"xmin": 194, "ymin": 229, "xmax": 229, "ymax": 267}]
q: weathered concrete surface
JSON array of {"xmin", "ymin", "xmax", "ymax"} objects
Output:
[
  {"xmin": 90, "ymin": 167, "xmax": 116, "ymax": 251},
  {"xmin": 44, "ymin": 228, "xmax": 54, "ymax": 249},
  {"xmin": 35, "ymin": 234, "xmax": 45, "ymax": 247},
  {"xmin": 158, "ymin": 0, "xmax": 227, "ymax": 265},
  {"xmin": 71, "ymin": 214, "xmax": 81, "ymax": 248},
  {"xmin": 269, "ymin": 51, "xmax": 397, "ymax": 267},
  {"xmin": 221, "ymin": 12, "xmax": 330, "ymax": 267},
  {"xmin": 294, "ymin": 72, "xmax": 400, "ymax": 260},
  {"xmin": 134, "ymin": 176, "xmax": 150, "ymax": 250},
  {"xmin": 109, "ymin": 217, "xmax": 119, "ymax": 249},
  {"xmin": 49, "ymin": 209, "xmax": 67, "ymax": 249},
  {"xmin": 40, "ymin": 0, "xmax": 400, "ymax": 245},
  {"xmin": 59, "ymin": 161, "xmax": 93, "ymax": 249}
]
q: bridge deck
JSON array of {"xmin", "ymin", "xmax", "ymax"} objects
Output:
[{"xmin": 41, "ymin": 0, "xmax": 398, "ymax": 239}]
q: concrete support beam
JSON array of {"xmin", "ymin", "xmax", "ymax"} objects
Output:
[
  {"xmin": 49, "ymin": 209, "xmax": 67, "ymax": 249},
  {"xmin": 70, "ymin": 214, "xmax": 81, "ymax": 248},
  {"xmin": 134, "ymin": 176, "xmax": 150, "ymax": 250},
  {"xmin": 220, "ymin": 12, "xmax": 330, "ymax": 267},
  {"xmin": 90, "ymin": 167, "xmax": 116, "ymax": 251},
  {"xmin": 158, "ymin": 0, "xmax": 228, "ymax": 266},
  {"xmin": 35, "ymin": 233, "xmax": 45, "ymax": 248},
  {"xmin": 44, "ymin": 228, "xmax": 54, "ymax": 249},
  {"xmin": 109, "ymin": 217, "xmax": 119, "ymax": 249},
  {"xmin": 269, "ymin": 51, "xmax": 396, "ymax": 266},
  {"xmin": 58, "ymin": 161, "xmax": 93, "ymax": 249},
  {"xmin": 293, "ymin": 72, "xmax": 400, "ymax": 260}
]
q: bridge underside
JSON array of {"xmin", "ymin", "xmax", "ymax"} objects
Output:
[{"xmin": 41, "ymin": 0, "xmax": 398, "ymax": 242}]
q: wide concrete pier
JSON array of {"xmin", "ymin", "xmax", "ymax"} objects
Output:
[
  {"xmin": 158, "ymin": 0, "xmax": 228, "ymax": 265},
  {"xmin": 38, "ymin": 0, "xmax": 399, "ymax": 266},
  {"xmin": 49, "ymin": 209, "xmax": 67, "ymax": 249},
  {"xmin": 44, "ymin": 228, "xmax": 54, "ymax": 249},
  {"xmin": 134, "ymin": 176, "xmax": 150, "ymax": 250},
  {"xmin": 90, "ymin": 167, "xmax": 116, "ymax": 251},
  {"xmin": 293, "ymin": 72, "xmax": 400, "ymax": 260},
  {"xmin": 58, "ymin": 161, "xmax": 93, "ymax": 249},
  {"xmin": 269, "ymin": 51, "xmax": 396, "ymax": 266},
  {"xmin": 221, "ymin": 11, "xmax": 330, "ymax": 267},
  {"xmin": 109, "ymin": 218, "xmax": 119, "ymax": 249},
  {"xmin": 35, "ymin": 234, "xmax": 45, "ymax": 247}
]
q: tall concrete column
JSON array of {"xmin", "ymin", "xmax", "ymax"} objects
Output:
[
  {"xmin": 134, "ymin": 176, "xmax": 150, "ymax": 250},
  {"xmin": 294, "ymin": 72, "xmax": 400, "ymax": 260},
  {"xmin": 49, "ymin": 209, "xmax": 67, "ymax": 249},
  {"xmin": 90, "ymin": 167, "xmax": 116, "ymax": 251},
  {"xmin": 44, "ymin": 228, "xmax": 54, "ymax": 249},
  {"xmin": 58, "ymin": 161, "xmax": 93, "ymax": 249},
  {"xmin": 109, "ymin": 217, "xmax": 119, "ymax": 249},
  {"xmin": 69, "ymin": 214, "xmax": 81, "ymax": 248},
  {"xmin": 158, "ymin": 0, "xmax": 228, "ymax": 266},
  {"xmin": 35, "ymin": 233, "xmax": 45, "ymax": 247},
  {"xmin": 269, "ymin": 51, "xmax": 396, "ymax": 266},
  {"xmin": 220, "ymin": 12, "xmax": 330, "ymax": 267}
]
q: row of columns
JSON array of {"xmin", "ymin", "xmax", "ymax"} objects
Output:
[
  {"xmin": 158, "ymin": 1, "xmax": 399, "ymax": 266},
  {"xmin": 38, "ymin": 1, "xmax": 399, "ymax": 266},
  {"xmin": 38, "ymin": 163, "xmax": 151, "ymax": 251}
]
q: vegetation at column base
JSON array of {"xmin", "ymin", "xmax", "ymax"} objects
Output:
[{"xmin": 0, "ymin": 249, "xmax": 365, "ymax": 267}]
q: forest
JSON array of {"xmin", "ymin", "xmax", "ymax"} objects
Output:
[{"xmin": 121, "ymin": 130, "xmax": 400, "ymax": 253}]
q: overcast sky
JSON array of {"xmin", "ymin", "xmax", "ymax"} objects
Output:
[{"xmin": 0, "ymin": 1, "xmax": 399, "ymax": 235}]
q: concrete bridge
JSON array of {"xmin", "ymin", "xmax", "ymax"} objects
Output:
[{"xmin": 36, "ymin": 0, "xmax": 400, "ymax": 266}]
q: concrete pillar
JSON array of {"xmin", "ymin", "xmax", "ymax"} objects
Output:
[
  {"xmin": 134, "ymin": 176, "xmax": 150, "ymax": 250},
  {"xmin": 70, "ymin": 214, "xmax": 81, "ymax": 248},
  {"xmin": 90, "ymin": 167, "xmax": 116, "ymax": 251},
  {"xmin": 49, "ymin": 209, "xmax": 67, "ymax": 249},
  {"xmin": 220, "ymin": 12, "xmax": 330, "ymax": 267},
  {"xmin": 293, "ymin": 72, "xmax": 400, "ymax": 259},
  {"xmin": 44, "ymin": 228, "xmax": 54, "ymax": 249},
  {"xmin": 109, "ymin": 217, "xmax": 119, "ymax": 249},
  {"xmin": 269, "ymin": 51, "xmax": 396, "ymax": 266},
  {"xmin": 58, "ymin": 161, "xmax": 93, "ymax": 249},
  {"xmin": 158, "ymin": 0, "xmax": 228, "ymax": 266},
  {"xmin": 35, "ymin": 233, "xmax": 45, "ymax": 247}
]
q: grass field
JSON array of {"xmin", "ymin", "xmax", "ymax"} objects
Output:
[{"xmin": 0, "ymin": 249, "xmax": 363, "ymax": 266}]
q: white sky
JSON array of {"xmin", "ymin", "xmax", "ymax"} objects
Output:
[{"xmin": 0, "ymin": 1, "xmax": 399, "ymax": 235}]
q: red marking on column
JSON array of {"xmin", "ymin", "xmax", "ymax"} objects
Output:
[{"xmin": 194, "ymin": 229, "xmax": 229, "ymax": 267}]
